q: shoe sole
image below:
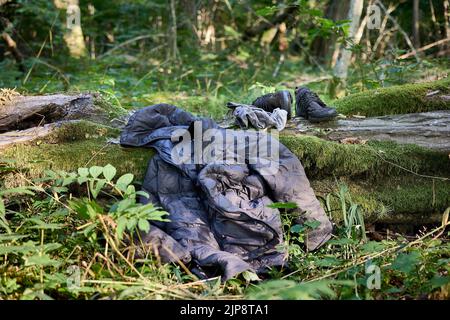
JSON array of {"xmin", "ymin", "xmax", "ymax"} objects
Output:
[{"xmin": 308, "ymin": 115, "xmax": 338, "ymax": 123}]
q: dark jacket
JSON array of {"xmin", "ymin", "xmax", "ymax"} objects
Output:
[{"xmin": 120, "ymin": 104, "xmax": 332, "ymax": 280}]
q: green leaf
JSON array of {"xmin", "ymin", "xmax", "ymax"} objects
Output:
[
  {"xmin": 62, "ymin": 176, "xmax": 76, "ymax": 187},
  {"xmin": 89, "ymin": 179, "xmax": 106, "ymax": 199},
  {"xmin": 314, "ymin": 256, "xmax": 343, "ymax": 267},
  {"xmin": 327, "ymin": 238, "xmax": 357, "ymax": 246},
  {"xmin": 126, "ymin": 217, "xmax": 137, "ymax": 231},
  {"xmin": 0, "ymin": 187, "xmax": 35, "ymax": 196},
  {"xmin": 360, "ymin": 241, "xmax": 388, "ymax": 254},
  {"xmin": 246, "ymin": 279, "xmax": 352, "ymax": 300},
  {"xmin": 267, "ymin": 202, "xmax": 297, "ymax": 209},
  {"xmin": 26, "ymin": 218, "xmax": 64, "ymax": 230},
  {"xmin": 77, "ymin": 167, "xmax": 89, "ymax": 177},
  {"xmin": 51, "ymin": 186, "xmax": 68, "ymax": 193},
  {"xmin": 0, "ymin": 198, "xmax": 4, "ymax": 216},
  {"xmin": 430, "ymin": 275, "xmax": 450, "ymax": 289},
  {"xmin": 87, "ymin": 204, "xmax": 100, "ymax": 219},
  {"xmin": 0, "ymin": 242, "xmax": 61, "ymax": 255},
  {"xmin": 256, "ymin": 6, "xmax": 277, "ymax": 17},
  {"xmin": 116, "ymin": 173, "xmax": 134, "ymax": 192},
  {"xmin": 89, "ymin": 166, "xmax": 103, "ymax": 178},
  {"xmin": 41, "ymin": 243, "xmax": 62, "ymax": 253},
  {"xmin": 116, "ymin": 216, "xmax": 127, "ymax": 239},
  {"xmin": 103, "ymin": 164, "xmax": 116, "ymax": 181},
  {"xmin": 290, "ymin": 224, "xmax": 306, "ymax": 234},
  {"xmin": 241, "ymin": 271, "xmax": 260, "ymax": 282},
  {"xmin": 0, "ymin": 234, "xmax": 29, "ymax": 242},
  {"xmin": 77, "ymin": 176, "xmax": 88, "ymax": 184},
  {"xmin": 82, "ymin": 223, "xmax": 97, "ymax": 240},
  {"xmin": 135, "ymin": 191, "xmax": 149, "ymax": 198},
  {"xmin": 68, "ymin": 198, "xmax": 102, "ymax": 220},
  {"xmin": 125, "ymin": 184, "xmax": 136, "ymax": 197},
  {"xmin": 0, "ymin": 244, "xmax": 37, "ymax": 255},
  {"xmin": 223, "ymin": 25, "xmax": 241, "ymax": 39},
  {"xmin": 138, "ymin": 219, "xmax": 150, "ymax": 233},
  {"xmin": 390, "ymin": 251, "xmax": 421, "ymax": 274},
  {"xmin": 304, "ymin": 220, "xmax": 321, "ymax": 230},
  {"xmin": 24, "ymin": 254, "xmax": 61, "ymax": 267},
  {"xmin": 115, "ymin": 198, "xmax": 134, "ymax": 213}
]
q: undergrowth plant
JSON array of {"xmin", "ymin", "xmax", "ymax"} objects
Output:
[
  {"xmin": 1, "ymin": 168, "xmax": 449, "ymax": 300},
  {"xmin": 0, "ymin": 164, "xmax": 240, "ymax": 299},
  {"xmin": 247, "ymin": 185, "xmax": 450, "ymax": 300}
]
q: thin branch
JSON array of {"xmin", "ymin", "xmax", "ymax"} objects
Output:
[
  {"xmin": 375, "ymin": 0, "xmax": 420, "ymax": 62},
  {"xmin": 398, "ymin": 38, "xmax": 450, "ymax": 59},
  {"xmin": 97, "ymin": 34, "xmax": 161, "ymax": 59}
]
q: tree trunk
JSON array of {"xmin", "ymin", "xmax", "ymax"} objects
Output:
[
  {"xmin": 444, "ymin": 0, "xmax": 450, "ymax": 52},
  {"xmin": 331, "ymin": 0, "xmax": 364, "ymax": 96},
  {"xmin": 169, "ymin": 0, "xmax": 179, "ymax": 61},
  {"xmin": 412, "ymin": 0, "xmax": 420, "ymax": 48},
  {"xmin": 311, "ymin": 0, "xmax": 349, "ymax": 64},
  {"xmin": 53, "ymin": 0, "xmax": 87, "ymax": 58},
  {"xmin": 242, "ymin": 5, "xmax": 298, "ymax": 40}
]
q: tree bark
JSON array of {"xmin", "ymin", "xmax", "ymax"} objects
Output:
[
  {"xmin": 333, "ymin": 0, "xmax": 364, "ymax": 81},
  {"xmin": 0, "ymin": 93, "xmax": 107, "ymax": 132},
  {"xmin": 330, "ymin": 0, "xmax": 363, "ymax": 97},
  {"xmin": 291, "ymin": 110, "xmax": 450, "ymax": 152},
  {"xmin": 412, "ymin": 0, "xmax": 421, "ymax": 48},
  {"xmin": 243, "ymin": 5, "xmax": 298, "ymax": 40},
  {"xmin": 311, "ymin": 0, "xmax": 349, "ymax": 64},
  {"xmin": 169, "ymin": 0, "xmax": 180, "ymax": 61},
  {"xmin": 444, "ymin": 0, "xmax": 450, "ymax": 52},
  {"xmin": 53, "ymin": 0, "xmax": 87, "ymax": 58}
]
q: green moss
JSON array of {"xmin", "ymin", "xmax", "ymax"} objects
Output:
[
  {"xmin": 279, "ymin": 134, "xmax": 450, "ymax": 179},
  {"xmin": 0, "ymin": 121, "xmax": 152, "ymax": 188},
  {"xmin": 333, "ymin": 77, "xmax": 450, "ymax": 116},
  {"xmin": 312, "ymin": 177, "xmax": 450, "ymax": 224},
  {"xmin": 44, "ymin": 120, "xmax": 120, "ymax": 143},
  {"xmin": 92, "ymin": 94, "xmax": 128, "ymax": 119}
]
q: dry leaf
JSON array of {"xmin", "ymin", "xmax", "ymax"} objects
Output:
[{"xmin": 340, "ymin": 137, "xmax": 367, "ymax": 145}]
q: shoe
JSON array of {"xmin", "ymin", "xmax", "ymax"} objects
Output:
[
  {"xmin": 252, "ymin": 90, "xmax": 293, "ymax": 119},
  {"xmin": 295, "ymin": 87, "xmax": 337, "ymax": 122}
]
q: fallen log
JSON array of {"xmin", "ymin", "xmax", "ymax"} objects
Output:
[
  {"xmin": 0, "ymin": 123, "xmax": 57, "ymax": 149},
  {"xmin": 0, "ymin": 120, "xmax": 448, "ymax": 225},
  {"xmin": 0, "ymin": 92, "xmax": 448, "ymax": 225},
  {"xmin": 333, "ymin": 77, "xmax": 450, "ymax": 116},
  {"xmin": 0, "ymin": 92, "xmax": 124, "ymax": 131},
  {"xmin": 290, "ymin": 110, "xmax": 450, "ymax": 152}
]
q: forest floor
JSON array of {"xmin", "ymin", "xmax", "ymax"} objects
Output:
[{"xmin": 0, "ymin": 54, "xmax": 449, "ymax": 300}]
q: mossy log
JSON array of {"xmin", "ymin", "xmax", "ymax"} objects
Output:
[
  {"xmin": 1, "ymin": 120, "xmax": 448, "ymax": 225},
  {"xmin": 0, "ymin": 93, "xmax": 126, "ymax": 132},
  {"xmin": 289, "ymin": 110, "xmax": 450, "ymax": 152},
  {"xmin": 1, "ymin": 91, "xmax": 448, "ymax": 224},
  {"xmin": 333, "ymin": 77, "xmax": 450, "ymax": 116}
]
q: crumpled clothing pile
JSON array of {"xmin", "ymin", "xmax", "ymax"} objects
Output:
[
  {"xmin": 226, "ymin": 102, "xmax": 288, "ymax": 131},
  {"xmin": 120, "ymin": 104, "xmax": 332, "ymax": 280}
]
